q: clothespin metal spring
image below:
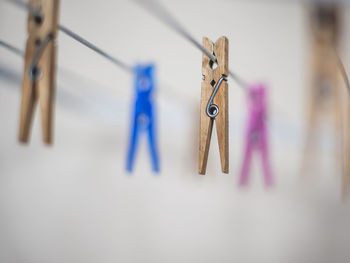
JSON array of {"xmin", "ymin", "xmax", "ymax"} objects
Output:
[
  {"xmin": 29, "ymin": 33, "xmax": 54, "ymax": 81},
  {"xmin": 206, "ymin": 75, "xmax": 227, "ymax": 119}
]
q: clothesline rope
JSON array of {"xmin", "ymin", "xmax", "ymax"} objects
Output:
[{"xmin": 0, "ymin": 39, "xmax": 23, "ymax": 57}]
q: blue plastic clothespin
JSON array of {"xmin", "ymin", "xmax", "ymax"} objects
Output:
[{"xmin": 126, "ymin": 64, "xmax": 160, "ymax": 173}]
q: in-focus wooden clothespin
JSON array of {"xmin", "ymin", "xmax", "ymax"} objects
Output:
[
  {"xmin": 19, "ymin": 0, "xmax": 60, "ymax": 144},
  {"xmin": 199, "ymin": 36, "xmax": 229, "ymax": 175}
]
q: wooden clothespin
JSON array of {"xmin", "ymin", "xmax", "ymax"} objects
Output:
[
  {"xmin": 304, "ymin": 4, "xmax": 348, "ymax": 192},
  {"xmin": 199, "ymin": 36, "xmax": 229, "ymax": 175},
  {"xmin": 19, "ymin": 0, "xmax": 60, "ymax": 144}
]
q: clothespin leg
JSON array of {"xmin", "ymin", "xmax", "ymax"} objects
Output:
[
  {"xmin": 146, "ymin": 115, "xmax": 160, "ymax": 173},
  {"xmin": 343, "ymin": 102, "xmax": 350, "ymax": 197},
  {"xmin": 301, "ymin": 100, "xmax": 319, "ymax": 173},
  {"xmin": 239, "ymin": 136, "xmax": 253, "ymax": 186},
  {"xmin": 19, "ymin": 41, "xmax": 37, "ymax": 143},
  {"xmin": 260, "ymin": 126, "xmax": 273, "ymax": 187},
  {"xmin": 214, "ymin": 80, "xmax": 229, "ymax": 173},
  {"xmin": 199, "ymin": 94, "xmax": 214, "ymax": 175},
  {"xmin": 334, "ymin": 94, "xmax": 348, "ymax": 198},
  {"xmin": 38, "ymin": 43, "xmax": 56, "ymax": 144},
  {"xmin": 126, "ymin": 113, "xmax": 140, "ymax": 172}
]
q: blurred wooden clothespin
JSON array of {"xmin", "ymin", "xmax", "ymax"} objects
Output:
[
  {"xmin": 19, "ymin": 0, "xmax": 60, "ymax": 144},
  {"xmin": 199, "ymin": 36, "xmax": 229, "ymax": 175},
  {"xmin": 304, "ymin": 3, "xmax": 350, "ymax": 196}
]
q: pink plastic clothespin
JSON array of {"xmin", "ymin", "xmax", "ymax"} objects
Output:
[{"xmin": 239, "ymin": 84, "xmax": 273, "ymax": 187}]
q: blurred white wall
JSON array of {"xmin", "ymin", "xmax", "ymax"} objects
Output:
[{"xmin": 0, "ymin": 0, "xmax": 350, "ymax": 262}]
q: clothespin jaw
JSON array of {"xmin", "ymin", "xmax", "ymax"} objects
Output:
[
  {"xmin": 248, "ymin": 85, "xmax": 266, "ymax": 114},
  {"xmin": 19, "ymin": 0, "xmax": 60, "ymax": 144},
  {"xmin": 199, "ymin": 36, "xmax": 229, "ymax": 175},
  {"xmin": 311, "ymin": 3, "xmax": 339, "ymax": 46},
  {"xmin": 126, "ymin": 64, "xmax": 159, "ymax": 173}
]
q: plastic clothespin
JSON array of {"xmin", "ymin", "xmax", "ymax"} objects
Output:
[
  {"xmin": 126, "ymin": 64, "xmax": 159, "ymax": 173},
  {"xmin": 239, "ymin": 84, "xmax": 273, "ymax": 187},
  {"xmin": 199, "ymin": 36, "xmax": 229, "ymax": 175},
  {"xmin": 19, "ymin": 0, "xmax": 60, "ymax": 144}
]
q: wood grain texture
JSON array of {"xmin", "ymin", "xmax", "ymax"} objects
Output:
[
  {"xmin": 199, "ymin": 36, "xmax": 229, "ymax": 175},
  {"xmin": 19, "ymin": 0, "xmax": 60, "ymax": 144}
]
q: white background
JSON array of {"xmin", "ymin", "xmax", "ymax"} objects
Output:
[{"xmin": 1, "ymin": 0, "xmax": 350, "ymax": 262}]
